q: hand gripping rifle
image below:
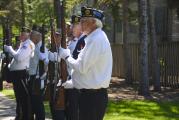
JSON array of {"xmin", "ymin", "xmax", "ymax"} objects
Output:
[{"xmin": 54, "ymin": 0, "xmax": 68, "ymax": 110}]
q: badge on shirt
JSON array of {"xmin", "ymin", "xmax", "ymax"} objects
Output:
[{"xmin": 22, "ymin": 45, "xmax": 27, "ymax": 49}]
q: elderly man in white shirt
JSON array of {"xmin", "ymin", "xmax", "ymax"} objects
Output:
[{"xmin": 59, "ymin": 6, "xmax": 113, "ymax": 120}]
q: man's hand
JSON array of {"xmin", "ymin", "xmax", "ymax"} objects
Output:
[
  {"xmin": 4, "ymin": 45, "xmax": 13, "ymax": 53},
  {"xmin": 39, "ymin": 52, "xmax": 46, "ymax": 60},
  {"xmin": 0, "ymin": 53, "xmax": 5, "ymax": 59},
  {"xmin": 48, "ymin": 51, "xmax": 58, "ymax": 62},
  {"xmin": 59, "ymin": 47, "xmax": 70, "ymax": 60},
  {"xmin": 57, "ymin": 79, "xmax": 74, "ymax": 89}
]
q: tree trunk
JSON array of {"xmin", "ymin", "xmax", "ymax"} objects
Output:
[
  {"xmin": 113, "ymin": 20, "xmax": 116, "ymax": 43},
  {"xmin": 20, "ymin": 0, "xmax": 25, "ymax": 27},
  {"xmin": 138, "ymin": 0, "xmax": 150, "ymax": 96},
  {"xmin": 54, "ymin": 0, "xmax": 62, "ymax": 28},
  {"xmin": 122, "ymin": 0, "xmax": 132, "ymax": 84},
  {"xmin": 147, "ymin": 0, "xmax": 161, "ymax": 91}
]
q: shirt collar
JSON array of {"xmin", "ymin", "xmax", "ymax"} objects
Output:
[{"xmin": 85, "ymin": 28, "xmax": 101, "ymax": 43}]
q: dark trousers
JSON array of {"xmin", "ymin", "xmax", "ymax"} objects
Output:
[
  {"xmin": 79, "ymin": 88, "xmax": 108, "ymax": 120},
  {"xmin": 28, "ymin": 75, "xmax": 45, "ymax": 120},
  {"xmin": 15, "ymin": 101, "xmax": 22, "ymax": 120},
  {"xmin": 49, "ymin": 83, "xmax": 65, "ymax": 120},
  {"xmin": 65, "ymin": 89, "xmax": 80, "ymax": 120},
  {"xmin": 12, "ymin": 70, "xmax": 31, "ymax": 120}
]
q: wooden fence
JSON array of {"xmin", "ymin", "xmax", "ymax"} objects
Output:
[{"xmin": 111, "ymin": 42, "xmax": 179, "ymax": 88}]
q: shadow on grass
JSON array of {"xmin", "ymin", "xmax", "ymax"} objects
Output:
[{"xmin": 105, "ymin": 100, "xmax": 179, "ymax": 120}]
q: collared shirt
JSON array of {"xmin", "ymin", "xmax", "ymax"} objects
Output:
[
  {"xmin": 67, "ymin": 34, "xmax": 85, "ymax": 76},
  {"xmin": 67, "ymin": 38, "xmax": 78, "ymax": 55},
  {"xmin": 67, "ymin": 28, "xmax": 113, "ymax": 89},
  {"xmin": 9, "ymin": 39, "xmax": 35, "ymax": 71},
  {"xmin": 29, "ymin": 41, "xmax": 48, "ymax": 75}
]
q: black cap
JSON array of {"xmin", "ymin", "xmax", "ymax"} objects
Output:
[
  {"xmin": 71, "ymin": 15, "xmax": 81, "ymax": 24},
  {"xmin": 21, "ymin": 27, "xmax": 31, "ymax": 33},
  {"xmin": 32, "ymin": 24, "xmax": 41, "ymax": 33},
  {"xmin": 81, "ymin": 6, "xmax": 104, "ymax": 21}
]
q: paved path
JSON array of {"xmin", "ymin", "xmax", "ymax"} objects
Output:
[
  {"xmin": 0, "ymin": 93, "xmax": 51, "ymax": 120},
  {"xmin": 0, "ymin": 93, "xmax": 16, "ymax": 120}
]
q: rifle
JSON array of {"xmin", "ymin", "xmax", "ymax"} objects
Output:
[
  {"xmin": 0, "ymin": 18, "xmax": 12, "ymax": 87},
  {"xmin": 55, "ymin": 0, "xmax": 68, "ymax": 110},
  {"xmin": 47, "ymin": 18, "xmax": 59, "ymax": 105}
]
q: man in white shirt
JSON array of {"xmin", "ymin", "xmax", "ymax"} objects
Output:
[
  {"xmin": 4, "ymin": 27, "xmax": 35, "ymax": 120},
  {"xmin": 59, "ymin": 6, "xmax": 113, "ymax": 120},
  {"xmin": 65, "ymin": 15, "xmax": 87, "ymax": 120},
  {"xmin": 28, "ymin": 26, "xmax": 49, "ymax": 120}
]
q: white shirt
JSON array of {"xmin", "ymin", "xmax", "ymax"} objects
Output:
[
  {"xmin": 67, "ymin": 38, "xmax": 78, "ymax": 55},
  {"xmin": 9, "ymin": 39, "xmax": 35, "ymax": 71},
  {"xmin": 66, "ymin": 28, "xmax": 113, "ymax": 89},
  {"xmin": 29, "ymin": 41, "xmax": 48, "ymax": 75}
]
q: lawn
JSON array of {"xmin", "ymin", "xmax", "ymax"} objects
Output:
[{"xmin": 1, "ymin": 89, "xmax": 179, "ymax": 120}]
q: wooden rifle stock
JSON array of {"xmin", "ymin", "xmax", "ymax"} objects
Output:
[{"xmin": 55, "ymin": 0, "xmax": 67, "ymax": 110}]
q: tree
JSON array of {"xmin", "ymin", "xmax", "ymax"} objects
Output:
[
  {"xmin": 20, "ymin": 0, "xmax": 25, "ymax": 27},
  {"xmin": 138, "ymin": 0, "xmax": 150, "ymax": 96},
  {"xmin": 147, "ymin": 0, "xmax": 161, "ymax": 91},
  {"xmin": 122, "ymin": 0, "xmax": 132, "ymax": 84}
]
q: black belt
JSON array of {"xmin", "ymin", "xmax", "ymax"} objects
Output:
[{"xmin": 74, "ymin": 88, "xmax": 107, "ymax": 93}]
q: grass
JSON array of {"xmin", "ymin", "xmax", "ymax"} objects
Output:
[
  {"xmin": 1, "ymin": 89, "xmax": 179, "ymax": 120},
  {"xmin": 104, "ymin": 100, "xmax": 179, "ymax": 120}
]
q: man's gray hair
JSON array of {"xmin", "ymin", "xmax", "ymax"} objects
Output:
[{"xmin": 94, "ymin": 18, "xmax": 103, "ymax": 28}]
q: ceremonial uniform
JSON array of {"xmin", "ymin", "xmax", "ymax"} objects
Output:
[
  {"xmin": 59, "ymin": 7, "xmax": 113, "ymax": 120},
  {"xmin": 28, "ymin": 39, "xmax": 48, "ymax": 120},
  {"xmin": 65, "ymin": 15, "xmax": 86, "ymax": 120},
  {"xmin": 4, "ymin": 28, "xmax": 35, "ymax": 120}
]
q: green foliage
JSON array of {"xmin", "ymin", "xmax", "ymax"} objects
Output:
[
  {"xmin": 26, "ymin": 0, "xmax": 54, "ymax": 27},
  {"xmin": 1, "ymin": 89, "xmax": 15, "ymax": 99}
]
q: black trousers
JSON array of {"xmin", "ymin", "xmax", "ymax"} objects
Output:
[
  {"xmin": 49, "ymin": 83, "xmax": 65, "ymax": 120},
  {"xmin": 79, "ymin": 88, "xmax": 108, "ymax": 120},
  {"xmin": 65, "ymin": 89, "xmax": 80, "ymax": 120},
  {"xmin": 12, "ymin": 70, "xmax": 31, "ymax": 120},
  {"xmin": 28, "ymin": 75, "xmax": 45, "ymax": 120}
]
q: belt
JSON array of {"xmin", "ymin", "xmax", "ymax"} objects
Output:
[{"xmin": 74, "ymin": 88, "xmax": 107, "ymax": 93}]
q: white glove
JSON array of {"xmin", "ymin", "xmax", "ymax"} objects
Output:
[
  {"xmin": 0, "ymin": 53, "xmax": 5, "ymax": 59},
  {"xmin": 48, "ymin": 51, "xmax": 58, "ymax": 62},
  {"xmin": 59, "ymin": 47, "xmax": 71, "ymax": 60},
  {"xmin": 40, "ymin": 80, "xmax": 45, "ymax": 89},
  {"xmin": 57, "ymin": 79, "xmax": 62, "ymax": 87},
  {"xmin": 62, "ymin": 79, "xmax": 74, "ymax": 89},
  {"xmin": 4, "ymin": 45, "xmax": 13, "ymax": 53},
  {"xmin": 39, "ymin": 52, "xmax": 46, "ymax": 60}
]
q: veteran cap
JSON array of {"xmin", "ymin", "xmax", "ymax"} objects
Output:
[
  {"xmin": 21, "ymin": 26, "xmax": 31, "ymax": 33},
  {"xmin": 81, "ymin": 6, "xmax": 104, "ymax": 21},
  {"xmin": 71, "ymin": 15, "xmax": 81, "ymax": 24}
]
